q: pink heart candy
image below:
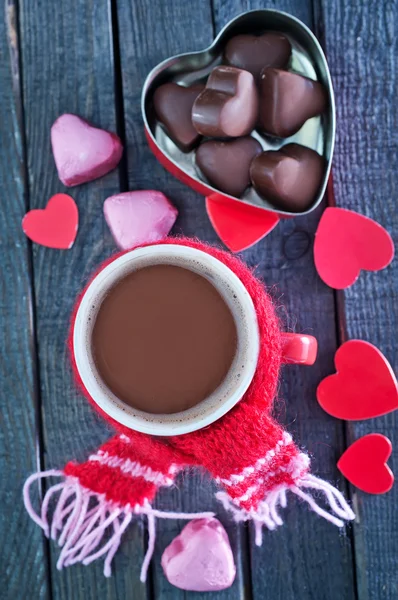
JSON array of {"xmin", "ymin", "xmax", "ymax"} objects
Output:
[
  {"xmin": 103, "ymin": 190, "xmax": 178, "ymax": 250},
  {"xmin": 51, "ymin": 114, "xmax": 123, "ymax": 186},
  {"xmin": 161, "ymin": 518, "xmax": 236, "ymax": 592}
]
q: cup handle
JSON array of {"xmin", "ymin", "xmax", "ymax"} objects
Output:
[{"xmin": 281, "ymin": 333, "xmax": 318, "ymax": 366}]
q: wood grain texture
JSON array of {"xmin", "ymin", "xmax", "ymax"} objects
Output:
[
  {"xmin": 319, "ymin": 1, "xmax": 398, "ymax": 599},
  {"xmin": 6, "ymin": 0, "xmax": 396, "ymax": 598},
  {"xmin": 116, "ymin": 1, "xmax": 251, "ymax": 598},
  {"xmin": 211, "ymin": 2, "xmax": 357, "ymax": 600},
  {"xmin": 18, "ymin": 0, "xmax": 147, "ymax": 598},
  {"xmin": 117, "ymin": 0, "xmax": 357, "ymax": 599},
  {"xmin": 0, "ymin": 2, "xmax": 49, "ymax": 598}
]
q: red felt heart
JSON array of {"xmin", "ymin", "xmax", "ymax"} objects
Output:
[
  {"xmin": 317, "ymin": 340, "xmax": 398, "ymax": 420},
  {"xmin": 314, "ymin": 207, "xmax": 394, "ymax": 289},
  {"xmin": 22, "ymin": 193, "xmax": 78, "ymax": 249},
  {"xmin": 206, "ymin": 194, "xmax": 279, "ymax": 253},
  {"xmin": 338, "ymin": 434, "xmax": 394, "ymax": 494}
]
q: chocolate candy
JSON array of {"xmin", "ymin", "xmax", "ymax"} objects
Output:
[
  {"xmin": 250, "ymin": 143, "xmax": 326, "ymax": 212},
  {"xmin": 153, "ymin": 82, "xmax": 204, "ymax": 152},
  {"xmin": 258, "ymin": 68, "xmax": 327, "ymax": 137},
  {"xmin": 196, "ymin": 137, "xmax": 262, "ymax": 197},
  {"xmin": 161, "ymin": 518, "xmax": 236, "ymax": 592},
  {"xmin": 192, "ymin": 66, "xmax": 259, "ymax": 138},
  {"xmin": 103, "ymin": 190, "xmax": 177, "ymax": 250},
  {"xmin": 224, "ymin": 32, "xmax": 292, "ymax": 82},
  {"xmin": 51, "ymin": 114, "xmax": 123, "ymax": 187}
]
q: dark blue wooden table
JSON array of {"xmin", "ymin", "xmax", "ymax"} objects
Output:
[{"xmin": 1, "ymin": 0, "xmax": 397, "ymax": 598}]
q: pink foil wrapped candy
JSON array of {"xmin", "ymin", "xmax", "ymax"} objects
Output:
[
  {"xmin": 51, "ymin": 114, "xmax": 123, "ymax": 186},
  {"xmin": 161, "ymin": 518, "xmax": 236, "ymax": 592},
  {"xmin": 103, "ymin": 190, "xmax": 178, "ymax": 250}
]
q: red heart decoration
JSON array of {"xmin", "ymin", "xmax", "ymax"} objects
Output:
[
  {"xmin": 317, "ymin": 340, "xmax": 398, "ymax": 420},
  {"xmin": 22, "ymin": 193, "xmax": 78, "ymax": 249},
  {"xmin": 338, "ymin": 434, "xmax": 394, "ymax": 494},
  {"xmin": 206, "ymin": 194, "xmax": 279, "ymax": 253},
  {"xmin": 314, "ymin": 207, "xmax": 394, "ymax": 289}
]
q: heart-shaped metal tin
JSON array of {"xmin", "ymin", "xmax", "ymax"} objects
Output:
[{"xmin": 142, "ymin": 9, "xmax": 335, "ymax": 222}]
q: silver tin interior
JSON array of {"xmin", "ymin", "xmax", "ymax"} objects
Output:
[{"xmin": 142, "ymin": 10, "xmax": 336, "ymax": 217}]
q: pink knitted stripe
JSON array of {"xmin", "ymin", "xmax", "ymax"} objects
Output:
[
  {"xmin": 97, "ymin": 434, "xmax": 180, "ymax": 475},
  {"xmin": 213, "ymin": 431, "xmax": 307, "ymax": 513},
  {"xmin": 216, "ymin": 469, "xmax": 356, "ymax": 535},
  {"xmin": 95, "ymin": 434, "xmax": 183, "ymax": 473},
  {"xmin": 216, "ymin": 432, "xmax": 294, "ymax": 488},
  {"xmin": 88, "ymin": 450, "xmax": 175, "ymax": 487},
  {"xmin": 64, "ymin": 461, "xmax": 158, "ymax": 508},
  {"xmin": 236, "ymin": 453, "xmax": 310, "ymax": 512}
]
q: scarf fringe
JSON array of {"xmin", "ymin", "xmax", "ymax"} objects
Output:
[
  {"xmin": 23, "ymin": 470, "xmax": 214, "ymax": 581},
  {"xmin": 216, "ymin": 473, "xmax": 355, "ymax": 545},
  {"xmin": 23, "ymin": 470, "xmax": 355, "ymax": 577}
]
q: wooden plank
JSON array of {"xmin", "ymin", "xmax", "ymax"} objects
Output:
[
  {"xmin": 318, "ymin": 1, "xmax": 398, "ymax": 599},
  {"xmin": 116, "ymin": 1, "xmax": 251, "ymax": 598},
  {"xmin": 210, "ymin": 2, "xmax": 357, "ymax": 599},
  {"xmin": 0, "ymin": 2, "xmax": 50, "ymax": 599},
  {"xmin": 18, "ymin": 0, "xmax": 148, "ymax": 598}
]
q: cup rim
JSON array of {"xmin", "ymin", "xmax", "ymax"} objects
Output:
[{"xmin": 72, "ymin": 244, "xmax": 260, "ymax": 436}]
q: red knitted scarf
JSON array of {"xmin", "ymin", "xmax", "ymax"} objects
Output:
[{"xmin": 24, "ymin": 238, "xmax": 354, "ymax": 580}]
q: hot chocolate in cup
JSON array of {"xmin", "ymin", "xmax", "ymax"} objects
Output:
[{"xmin": 73, "ymin": 244, "xmax": 316, "ymax": 436}]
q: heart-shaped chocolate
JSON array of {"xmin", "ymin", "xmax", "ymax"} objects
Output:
[
  {"xmin": 143, "ymin": 9, "xmax": 335, "ymax": 232},
  {"xmin": 250, "ymin": 143, "xmax": 325, "ymax": 212},
  {"xmin": 103, "ymin": 190, "xmax": 178, "ymax": 250},
  {"xmin": 153, "ymin": 83, "xmax": 204, "ymax": 152},
  {"xmin": 196, "ymin": 137, "xmax": 262, "ymax": 197},
  {"xmin": 224, "ymin": 32, "xmax": 292, "ymax": 82},
  {"xmin": 258, "ymin": 68, "xmax": 327, "ymax": 137},
  {"xmin": 192, "ymin": 66, "xmax": 258, "ymax": 138},
  {"xmin": 51, "ymin": 114, "xmax": 123, "ymax": 186},
  {"xmin": 161, "ymin": 518, "xmax": 236, "ymax": 592}
]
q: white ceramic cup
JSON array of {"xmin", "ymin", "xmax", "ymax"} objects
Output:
[{"xmin": 73, "ymin": 244, "xmax": 260, "ymax": 436}]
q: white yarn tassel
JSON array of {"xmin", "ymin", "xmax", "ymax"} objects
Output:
[
  {"xmin": 23, "ymin": 470, "xmax": 214, "ymax": 579},
  {"xmin": 216, "ymin": 473, "xmax": 355, "ymax": 539},
  {"xmin": 24, "ymin": 469, "xmax": 355, "ymax": 576}
]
